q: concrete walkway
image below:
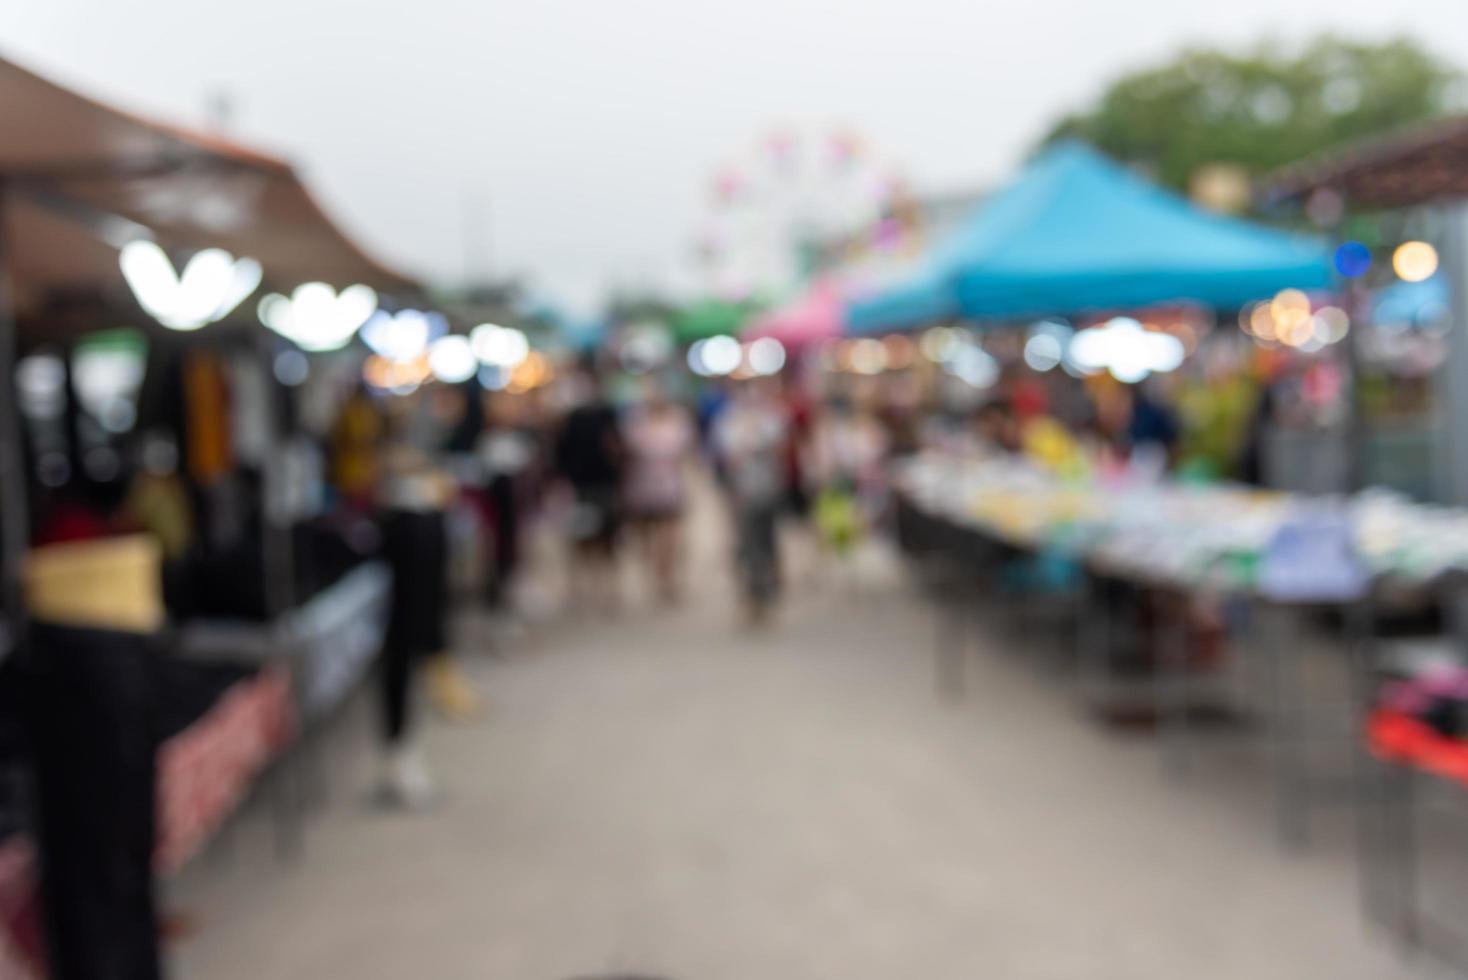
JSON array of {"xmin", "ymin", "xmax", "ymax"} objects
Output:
[{"xmin": 171, "ymin": 500, "xmax": 1419, "ymax": 979}]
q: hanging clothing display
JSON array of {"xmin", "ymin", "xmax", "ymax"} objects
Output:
[
  {"xmin": 182, "ymin": 351, "xmax": 234, "ymax": 487},
  {"xmin": 227, "ymin": 354, "xmax": 271, "ymax": 469},
  {"xmin": 330, "ymin": 393, "xmax": 384, "ymax": 506}
]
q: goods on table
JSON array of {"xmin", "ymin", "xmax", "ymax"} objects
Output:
[{"xmin": 896, "ymin": 450, "xmax": 1468, "ymax": 596}]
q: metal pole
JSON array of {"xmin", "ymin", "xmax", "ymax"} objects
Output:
[
  {"xmin": 254, "ymin": 329, "xmax": 305, "ymax": 860},
  {"xmin": 256, "ymin": 330, "xmax": 294, "ymax": 619},
  {"xmin": 1437, "ymin": 205, "xmax": 1468, "ymax": 505},
  {"xmin": 0, "ymin": 180, "xmax": 30, "ymax": 655},
  {"xmin": 1342, "ymin": 277, "xmax": 1370, "ymax": 493}
]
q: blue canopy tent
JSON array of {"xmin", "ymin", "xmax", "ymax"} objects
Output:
[
  {"xmin": 848, "ymin": 142, "xmax": 1331, "ymax": 332},
  {"xmin": 519, "ymin": 296, "xmax": 607, "ymax": 351},
  {"xmin": 1373, "ymin": 275, "xmax": 1448, "ymax": 328}
]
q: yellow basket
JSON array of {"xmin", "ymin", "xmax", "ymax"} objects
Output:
[{"xmin": 24, "ymin": 533, "xmax": 164, "ymax": 633}]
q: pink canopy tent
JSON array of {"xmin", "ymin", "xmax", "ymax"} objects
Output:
[{"xmin": 742, "ymin": 278, "xmax": 847, "ymax": 348}]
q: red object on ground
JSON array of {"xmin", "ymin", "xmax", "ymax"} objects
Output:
[{"xmin": 1368, "ymin": 708, "xmax": 1468, "ymax": 787}]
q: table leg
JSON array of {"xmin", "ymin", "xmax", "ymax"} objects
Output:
[
  {"xmin": 1157, "ymin": 590, "xmax": 1191, "ymax": 779},
  {"xmin": 1268, "ymin": 605, "xmax": 1309, "ymax": 849},
  {"xmin": 934, "ymin": 576, "xmax": 966, "ymax": 701}
]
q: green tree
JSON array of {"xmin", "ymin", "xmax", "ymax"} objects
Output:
[{"xmin": 1039, "ymin": 36, "xmax": 1463, "ymax": 192}]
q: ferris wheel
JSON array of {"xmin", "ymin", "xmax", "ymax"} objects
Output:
[{"xmin": 691, "ymin": 127, "xmax": 907, "ymax": 301}]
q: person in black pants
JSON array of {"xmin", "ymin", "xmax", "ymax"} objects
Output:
[
  {"xmin": 380, "ymin": 508, "xmax": 446, "ymax": 744},
  {"xmin": 554, "ymin": 364, "xmax": 624, "ymax": 613},
  {"xmin": 375, "ymin": 476, "xmax": 451, "ymax": 808}
]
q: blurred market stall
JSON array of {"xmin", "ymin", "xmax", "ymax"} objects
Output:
[
  {"xmin": 0, "ymin": 54, "xmax": 422, "ymax": 980},
  {"xmin": 1264, "ymin": 113, "xmax": 1468, "ymax": 968},
  {"xmin": 848, "ymin": 141, "xmax": 1330, "ymax": 331}
]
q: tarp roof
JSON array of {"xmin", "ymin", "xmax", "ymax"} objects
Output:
[
  {"xmin": 848, "ymin": 142, "xmax": 1331, "ymax": 332},
  {"xmin": 1262, "ymin": 116, "xmax": 1468, "ymax": 210},
  {"xmin": 1374, "ymin": 274, "xmax": 1449, "ymax": 327},
  {"xmin": 670, "ymin": 298, "xmax": 762, "ymax": 344},
  {"xmin": 742, "ymin": 279, "xmax": 845, "ymax": 347},
  {"xmin": 0, "ymin": 53, "xmax": 418, "ymax": 337}
]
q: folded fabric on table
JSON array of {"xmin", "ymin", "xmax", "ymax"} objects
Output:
[{"xmin": 155, "ymin": 663, "xmax": 295, "ymax": 873}]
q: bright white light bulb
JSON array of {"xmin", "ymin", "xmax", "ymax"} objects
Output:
[
  {"xmin": 470, "ymin": 323, "xmax": 530, "ymax": 368},
  {"xmin": 1023, "ymin": 334, "xmax": 1063, "ymax": 372},
  {"xmin": 120, "ymin": 241, "xmax": 193, "ymax": 329},
  {"xmin": 215, "ymin": 257, "xmax": 262, "ymax": 321},
  {"xmin": 687, "ymin": 340, "xmax": 711, "ymax": 377},
  {"xmin": 1146, "ymin": 332, "xmax": 1185, "ymax": 373},
  {"xmin": 258, "ymin": 293, "xmax": 290, "ymax": 333},
  {"xmin": 1069, "ymin": 317, "xmax": 1185, "ymax": 383},
  {"xmin": 120, "ymin": 240, "xmax": 261, "ymax": 331},
  {"xmin": 176, "ymin": 249, "xmax": 235, "ymax": 328},
  {"xmin": 324, "ymin": 284, "xmax": 379, "ymax": 350},
  {"xmin": 362, "ymin": 309, "xmax": 432, "ymax": 363},
  {"xmin": 429, "ymin": 335, "xmax": 477, "ymax": 383},
  {"xmin": 257, "ymin": 282, "xmax": 377, "ymax": 352},
  {"xmin": 949, "ymin": 344, "xmax": 998, "ymax": 388},
  {"xmin": 699, "ymin": 335, "xmax": 741, "ymax": 376},
  {"xmin": 747, "ymin": 337, "xmax": 786, "ymax": 376}
]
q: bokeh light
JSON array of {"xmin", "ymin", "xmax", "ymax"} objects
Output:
[
  {"xmin": 121, "ymin": 240, "xmax": 261, "ymax": 332},
  {"xmin": 1333, "ymin": 241, "xmax": 1372, "ymax": 278},
  {"xmin": 692, "ymin": 334, "xmax": 741, "ymax": 376},
  {"xmin": 849, "ymin": 337, "xmax": 889, "ymax": 375},
  {"xmin": 272, "ymin": 349, "xmax": 309, "ymax": 387},
  {"xmin": 1392, "ymin": 241, "xmax": 1439, "ymax": 283},
  {"xmin": 428, "ymin": 335, "xmax": 478, "ymax": 383},
  {"xmin": 1311, "ymin": 306, "xmax": 1350, "ymax": 344},
  {"xmin": 1023, "ymin": 333, "xmax": 1063, "ymax": 372},
  {"xmin": 1068, "ymin": 317, "xmax": 1184, "ymax": 383},
  {"xmin": 948, "ymin": 343, "xmax": 998, "ymax": 388},
  {"xmin": 470, "ymin": 323, "xmax": 530, "ymax": 369},
  {"xmin": 259, "ymin": 282, "xmax": 378, "ymax": 352},
  {"xmin": 747, "ymin": 337, "xmax": 787, "ymax": 376},
  {"xmin": 881, "ymin": 334, "xmax": 915, "ymax": 370},
  {"xmin": 919, "ymin": 326, "xmax": 960, "ymax": 363}
]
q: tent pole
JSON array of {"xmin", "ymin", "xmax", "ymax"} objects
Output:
[
  {"xmin": 0, "ymin": 179, "xmax": 30, "ymax": 653},
  {"xmin": 1343, "ymin": 277, "xmax": 1369, "ymax": 493},
  {"xmin": 1438, "ymin": 204, "xmax": 1468, "ymax": 506},
  {"xmin": 257, "ymin": 330, "xmax": 294, "ymax": 620}
]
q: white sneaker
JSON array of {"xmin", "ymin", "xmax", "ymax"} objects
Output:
[{"xmin": 375, "ymin": 742, "xmax": 438, "ymax": 811}]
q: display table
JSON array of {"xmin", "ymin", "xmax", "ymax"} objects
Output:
[
  {"xmin": 892, "ymin": 449, "xmax": 1452, "ymax": 847},
  {"xmin": 1361, "ymin": 664, "xmax": 1468, "ymax": 966},
  {"xmin": 155, "ymin": 664, "xmax": 295, "ymax": 873},
  {"xmin": 176, "ymin": 561, "xmax": 391, "ymax": 725},
  {"xmin": 0, "ymin": 661, "xmax": 295, "ymax": 978}
]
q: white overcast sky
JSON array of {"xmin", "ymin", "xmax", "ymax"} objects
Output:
[{"xmin": 2, "ymin": 0, "xmax": 1465, "ymax": 313}]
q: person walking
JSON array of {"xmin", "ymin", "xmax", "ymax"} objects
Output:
[
  {"xmin": 712, "ymin": 379, "xmax": 790, "ymax": 625},
  {"xmin": 553, "ymin": 362, "xmax": 625, "ymax": 613},
  {"xmin": 622, "ymin": 379, "xmax": 694, "ymax": 605},
  {"xmin": 810, "ymin": 395, "xmax": 888, "ymax": 570}
]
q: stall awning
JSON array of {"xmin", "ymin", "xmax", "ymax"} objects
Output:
[
  {"xmin": 671, "ymin": 298, "xmax": 762, "ymax": 344},
  {"xmin": 742, "ymin": 279, "xmax": 845, "ymax": 348},
  {"xmin": 0, "ymin": 54, "xmax": 418, "ymax": 336},
  {"xmin": 1262, "ymin": 116, "xmax": 1468, "ymax": 210},
  {"xmin": 848, "ymin": 142, "xmax": 1331, "ymax": 332}
]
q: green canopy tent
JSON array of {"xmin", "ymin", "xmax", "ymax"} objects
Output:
[{"xmin": 670, "ymin": 298, "xmax": 764, "ymax": 345}]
